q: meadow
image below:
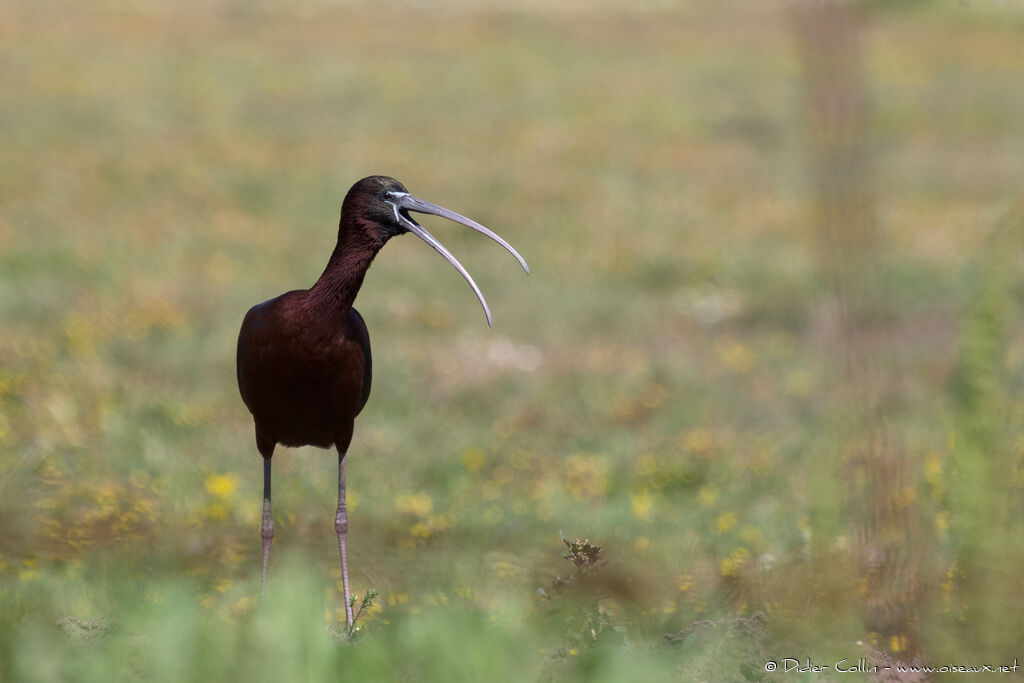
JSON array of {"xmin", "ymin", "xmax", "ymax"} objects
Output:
[{"xmin": 2, "ymin": 1, "xmax": 1023, "ymax": 680}]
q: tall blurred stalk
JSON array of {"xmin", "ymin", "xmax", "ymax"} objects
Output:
[
  {"xmin": 794, "ymin": 0, "xmax": 921, "ymax": 654},
  {"xmin": 944, "ymin": 200, "xmax": 1024, "ymax": 659}
]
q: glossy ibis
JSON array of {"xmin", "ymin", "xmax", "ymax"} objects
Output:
[{"xmin": 236, "ymin": 175, "xmax": 528, "ymax": 630}]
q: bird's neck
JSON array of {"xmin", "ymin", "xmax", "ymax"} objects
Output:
[{"xmin": 306, "ymin": 229, "xmax": 381, "ymax": 315}]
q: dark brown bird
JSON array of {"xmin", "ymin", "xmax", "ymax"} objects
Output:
[{"xmin": 236, "ymin": 175, "xmax": 528, "ymax": 631}]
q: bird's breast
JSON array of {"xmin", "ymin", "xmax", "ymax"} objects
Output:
[{"xmin": 238, "ymin": 306, "xmax": 367, "ymax": 450}]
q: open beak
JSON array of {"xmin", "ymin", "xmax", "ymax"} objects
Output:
[{"xmin": 389, "ymin": 192, "xmax": 529, "ymax": 327}]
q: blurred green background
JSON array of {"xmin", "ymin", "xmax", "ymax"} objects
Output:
[{"xmin": 2, "ymin": 0, "xmax": 1023, "ymax": 680}]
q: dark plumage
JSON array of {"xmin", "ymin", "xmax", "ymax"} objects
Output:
[
  {"xmin": 238, "ymin": 298, "xmax": 371, "ymax": 453},
  {"xmin": 236, "ymin": 175, "xmax": 527, "ymax": 631}
]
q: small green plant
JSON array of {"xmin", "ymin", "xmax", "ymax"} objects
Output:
[
  {"xmin": 558, "ymin": 531, "xmax": 603, "ymax": 572},
  {"xmin": 537, "ymin": 532, "xmax": 604, "ymax": 600},
  {"xmin": 328, "ymin": 589, "xmax": 379, "ymax": 641},
  {"xmin": 537, "ymin": 532, "xmax": 616, "ymax": 655},
  {"xmin": 348, "ymin": 589, "xmax": 379, "ymax": 637}
]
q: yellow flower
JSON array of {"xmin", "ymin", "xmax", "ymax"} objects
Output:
[
  {"xmin": 395, "ymin": 492, "xmax": 433, "ymax": 517},
  {"xmin": 64, "ymin": 312, "xmax": 97, "ymax": 358},
  {"xmin": 206, "ymin": 503, "xmax": 229, "ymax": 520},
  {"xmin": 631, "ymin": 491, "xmax": 654, "ymax": 521},
  {"xmin": 205, "ymin": 473, "xmax": 238, "ymax": 499},
  {"xmin": 925, "ymin": 453, "xmax": 946, "ymax": 499},
  {"xmin": 730, "ymin": 547, "xmax": 751, "ymax": 565},
  {"xmin": 682, "ymin": 429, "xmax": 714, "ymax": 454},
  {"xmin": 461, "ymin": 448, "xmax": 486, "ymax": 473},
  {"xmin": 409, "ymin": 523, "xmax": 431, "ymax": 538},
  {"xmin": 714, "ymin": 338, "xmax": 754, "ymax": 374},
  {"xmin": 714, "ymin": 511, "xmax": 737, "ymax": 533},
  {"xmin": 697, "ymin": 485, "xmax": 718, "ymax": 507}
]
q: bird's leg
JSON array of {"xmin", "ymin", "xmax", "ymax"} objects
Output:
[
  {"xmin": 335, "ymin": 451, "xmax": 354, "ymax": 633},
  {"xmin": 260, "ymin": 456, "xmax": 274, "ymax": 598}
]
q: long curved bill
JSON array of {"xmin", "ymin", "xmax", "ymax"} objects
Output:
[{"xmin": 388, "ymin": 192, "xmax": 529, "ymax": 327}]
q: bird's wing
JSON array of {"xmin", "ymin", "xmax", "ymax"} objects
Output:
[
  {"xmin": 237, "ymin": 301, "xmax": 274, "ymax": 411},
  {"xmin": 237, "ymin": 295, "xmax": 301, "ymax": 414},
  {"xmin": 348, "ymin": 306, "xmax": 372, "ymax": 414}
]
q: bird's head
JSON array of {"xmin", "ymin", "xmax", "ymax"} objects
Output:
[
  {"xmin": 342, "ymin": 176, "xmax": 414, "ymax": 242},
  {"xmin": 341, "ymin": 175, "xmax": 529, "ymax": 327}
]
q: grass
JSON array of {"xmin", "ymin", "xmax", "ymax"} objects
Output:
[{"xmin": 2, "ymin": 1, "xmax": 1024, "ymax": 680}]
